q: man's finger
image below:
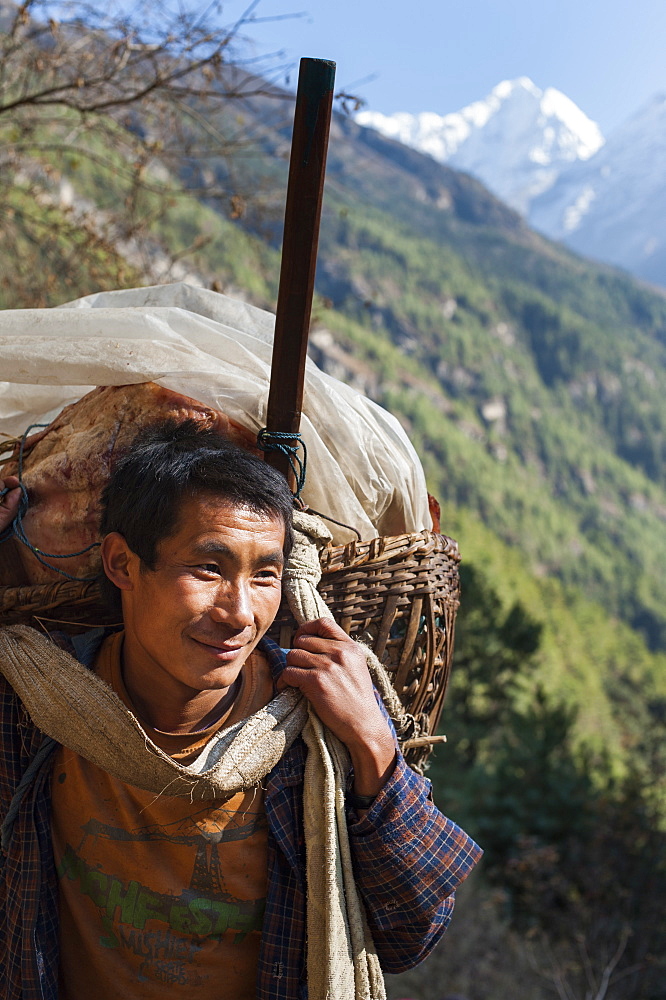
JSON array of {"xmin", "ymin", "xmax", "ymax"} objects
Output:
[
  {"xmin": 291, "ymin": 634, "xmax": 345, "ymax": 656},
  {"xmin": 0, "ymin": 485, "xmax": 21, "ymax": 511},
  {"xmin": 0, "ymin": 476, "xmax": 19, "ymax": 499},
  {"xmin": 292, "ymin": 617, "xmax": 346, "ymax": 642},
  {"xmin": 285, "ymin": 646, "xmax": 331, "ymax": 671},
  {"xmin": 0, "ymin": 486, "xmax": 21, "ymax": 500},
  {"xmin": 276, "ymin": 664, "xmax": 321, "ymax": 691}
]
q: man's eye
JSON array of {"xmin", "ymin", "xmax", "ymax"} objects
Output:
[
  {"xmin": 198, "ymin": 564, "xmax": 221, "ymax": 575},
  {"xmin": 256, "ymin": 569, "xmax": 281, "ymax": 581}
]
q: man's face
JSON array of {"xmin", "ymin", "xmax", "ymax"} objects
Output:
[{"xmin": 104, "ymin": 494, "xmax": 285, "ymax": 702}]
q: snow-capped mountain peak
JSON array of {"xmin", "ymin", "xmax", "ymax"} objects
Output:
[
  {"xmin": 359, "ymin": 78, "xmax": 666, "ymax": 288},
  {"xmin": 356, "ymin": 78, "xmax": 604, "ymax": 214}
]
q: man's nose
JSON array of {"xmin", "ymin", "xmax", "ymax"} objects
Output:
[{"xmin": 208, "ymin": 581, "xmax": 254, "ymax": 630}]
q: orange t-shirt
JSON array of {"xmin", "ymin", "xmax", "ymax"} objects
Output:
[{"xmin": 51, "ymin": 631, "xmax": 275, "ymax": 999}]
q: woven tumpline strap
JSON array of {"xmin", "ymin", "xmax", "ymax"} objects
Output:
[
  {"xmin": 0, "ymin": 509, "xmax": 389, "ymax": 1000},
  {"xmin": 282, "ymin": 510, "xmax": 386, "ymax": 999}
]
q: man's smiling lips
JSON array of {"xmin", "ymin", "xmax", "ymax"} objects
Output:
[{"xmin": 189, "ymin": 635, "xmax": 252, "ymax": 659}]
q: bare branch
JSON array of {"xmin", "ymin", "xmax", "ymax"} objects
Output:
[
  {"xmin": 576, "ymin": 933, "xmax": 598, "ymax": 997},
  {"xmin": 0, "ymin": 0, "xmax": 297, "ymax": 305},
  {"xmin": 591, "ymin": 927, "xmax": 632, "ymax": 1000}
]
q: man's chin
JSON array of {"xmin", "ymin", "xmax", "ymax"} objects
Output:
[
  {"xmin": 188, "ymin": 638, "xmax": 255, "ymax": 686},
  {"xmin": 181, "ymin": 663, "xmax": 242, "ymax": 695}
]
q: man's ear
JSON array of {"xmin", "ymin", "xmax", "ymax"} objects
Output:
[{"xmin": 100, "ymin": 532, "xmax": 136, "ymax": 591}]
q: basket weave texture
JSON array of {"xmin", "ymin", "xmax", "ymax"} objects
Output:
[{"xmin": 0, "ymin": 530, "xmax": 460, "ymax": 768}]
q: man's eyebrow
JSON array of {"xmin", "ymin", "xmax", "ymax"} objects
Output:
[
  {"xmin": 257, "ymin": 550, "xmax": 285, "ymax": 568},
  {"xmin": 192, "ymin": 541, "xmax": 234, "ymax": 558},
  {"xmin": 192, "ymin": 541, "xmax": 284, "ymax": 567}
]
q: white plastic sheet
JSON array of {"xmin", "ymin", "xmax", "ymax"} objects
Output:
[{"xmin": 0, "ymin": 282, "xmax": 430, "ymax": 543}]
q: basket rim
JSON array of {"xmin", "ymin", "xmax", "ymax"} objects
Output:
[{"xmin": 320, "ymin": 529, "xmax": 460, "ymax": 571}]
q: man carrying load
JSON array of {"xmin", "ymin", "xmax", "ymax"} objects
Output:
[{"xmin": 0, "ymin": 420, "xmax": 481, "ymax": 1000}]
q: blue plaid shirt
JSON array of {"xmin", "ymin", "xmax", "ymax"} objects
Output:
[{"xmin": 0, "ymin": 629, "xmax": 482, "ymax": 999}]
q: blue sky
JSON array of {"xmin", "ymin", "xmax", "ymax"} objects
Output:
[{"xmin": 229, "ymin": 0, "xmax": 666, "ymax": 136}]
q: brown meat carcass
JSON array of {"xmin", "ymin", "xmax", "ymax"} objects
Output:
[{"xmin": 0, "ymin": 382, "xmax": 258, "ymax": 586}]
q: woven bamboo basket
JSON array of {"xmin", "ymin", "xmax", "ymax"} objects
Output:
[{"xmin": 0, "ymin": 528, "xmax": 460, "ymax": 768}]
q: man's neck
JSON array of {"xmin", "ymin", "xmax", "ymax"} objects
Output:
[
  {"xmin": 134, "ymin": 676, "xmax": 243, "ymax": 736},
  {"xmin": 121, "ymin": 653, "xmax": 243, "ymax": 735}
]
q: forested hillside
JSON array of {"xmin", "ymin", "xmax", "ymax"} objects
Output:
[{"xmin": 2, "ymin": 8, "xmax": 664, "ymax": 994}]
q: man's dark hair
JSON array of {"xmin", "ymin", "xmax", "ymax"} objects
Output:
[{"xmin": 99, "ymin": 418, "xmax": 294, "ymax": 611}]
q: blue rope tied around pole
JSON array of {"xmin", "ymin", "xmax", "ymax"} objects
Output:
[
  {"xmin": 0, "ymin": 422, "xmax": 101, "ymax": 580},
  {"xmin": 257, "ymin": 428, "xmax": 308, "ymax": 499}
]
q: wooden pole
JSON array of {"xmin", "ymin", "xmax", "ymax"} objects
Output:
[{"xmin": 265, "ymin": 57, "xmax": 336, "ymax": 487}]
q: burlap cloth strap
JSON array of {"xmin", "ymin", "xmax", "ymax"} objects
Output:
[{"xmin": 0, "ymin": 509, "xmax": 388, "ymax": 1000}]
